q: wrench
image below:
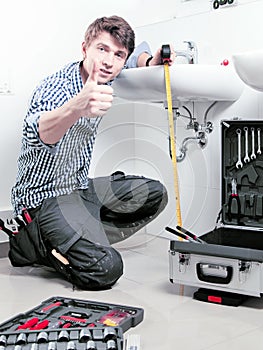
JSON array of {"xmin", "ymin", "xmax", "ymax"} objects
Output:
[
  {"xmin": 257, "ymin": 128, "xmax": 261, "ymax": 155},
  {"xmin": 236, "ymin": 128, "xmax": 243, "ymax": 168},
  {"xmin": 243, "ymin": 127, "xmax": 250, "ymax": 163},
  {"xmin": 251, "ymin": 127, "xmax": 256, "ymax": 160}
]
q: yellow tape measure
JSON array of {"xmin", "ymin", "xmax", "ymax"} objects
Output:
[{"xmin": 162, "ymin": 45, "xmax": 182, "ymax": 227}]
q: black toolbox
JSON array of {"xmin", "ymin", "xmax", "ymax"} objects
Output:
[
  {"xmin": 0, "ymin": 296, "xmax": 144, "ymax": 350},
  {"xmin": 169, "ymin": 120, "xmax": 263, "ymax": 299}
]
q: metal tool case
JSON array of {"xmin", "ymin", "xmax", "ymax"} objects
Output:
[{"xmin": 169, "ymin": 120, "xmax": 263, "ymax": 298}]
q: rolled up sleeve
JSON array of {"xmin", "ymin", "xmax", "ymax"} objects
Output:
[{"xmin": 125, "ymin": 41, "xmax": 152, "ymax": 68}]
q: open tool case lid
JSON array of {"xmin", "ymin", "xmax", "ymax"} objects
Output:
[
  {"xmin": 0, "ymin": 296, "xmax": 144, "ymax": 334},
  {"xmin": 170, "ymin": 119, "xmax": 263, "ymax": 262},
  {"xmin": 220, "ymin": 119, "xmax": 263, "ymax": 228}
]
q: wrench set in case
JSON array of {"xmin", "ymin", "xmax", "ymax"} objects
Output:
[
  {"xmin": 169, "ymin": 120, "xmax": 263, "ymax": 303},
  {"xmin": 0, "ymin": 296, "xmax": 144, "ymax": 349}
]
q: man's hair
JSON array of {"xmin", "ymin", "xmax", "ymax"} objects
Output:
[{"xmin": 84, "ymin": 15, "xmax": 135, "ymax": 59}]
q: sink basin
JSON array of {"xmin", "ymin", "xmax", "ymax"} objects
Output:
[
  {"xmin": 232, "ymin": 49, "xmax": 263, "ymax": 92},
  {"xmin": 112, "ymin": 64, "xmax": 243, "ymax": 103}
]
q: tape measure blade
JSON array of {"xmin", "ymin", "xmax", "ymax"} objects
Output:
[{"xmin": 163, "ymin": 63, "xmax": 182, "ymax": 227}]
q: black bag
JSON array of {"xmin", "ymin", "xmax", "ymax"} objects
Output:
[{"xmin": 8, "ymin": 216, "xmax": 48, "ymax": 267}]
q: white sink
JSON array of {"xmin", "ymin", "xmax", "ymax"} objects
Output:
[
  {"xmin": 113, "ymin": 64, "xmax": 243, "ymax": 103},
  {"xmin": 232, "ymin": 49, "xmax": 263, "ymax": 92}
]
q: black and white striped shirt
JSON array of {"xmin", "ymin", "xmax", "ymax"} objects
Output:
[{"xmin": 11, "ymin": 42, "xmax": 151, "ymax": 214}]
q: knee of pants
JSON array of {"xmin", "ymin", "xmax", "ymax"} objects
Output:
[
  {"xmin": 66, "ymin": 243, "xmax": 124, "ymax": 290},
  {"xmin": 147, "ymin": 180, "xmax": 168, "ymax": 212},
  {"xmin": 160, "ymin": 182, "xmax": 168, "ymax": 208},
  {"xmin": 95, "ymin": 246, "xmax": 124, "ymax": 287},
  {"xmin": 154, "ymin": 180, "xmax": 168, "ymax": 199}
]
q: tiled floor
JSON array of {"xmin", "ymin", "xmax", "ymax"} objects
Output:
[{"xmin": 1, "ymin": 233, "xmax": 263, "ymax": 350}]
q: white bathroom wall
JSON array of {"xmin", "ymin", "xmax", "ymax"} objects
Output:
[
  {"xmin": 1, "ymin": 0, "xmax": 263, "ymax": 244},
  {"xmin": 129, "ymin": 0, "xmax": 263, "ymax": 238}
]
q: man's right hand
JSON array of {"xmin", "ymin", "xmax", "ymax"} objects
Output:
[
  {"xmin": 39, "ymin": 60, "xmax": 114, "ymax": 145},
  {"xmin": 75, "ymin": 60, "xmax": 114, "ymax": 118}
]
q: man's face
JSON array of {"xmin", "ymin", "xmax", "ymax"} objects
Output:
[{"xmin": 82, "ymin": 31, "xmax": 129, "ymax": 84}]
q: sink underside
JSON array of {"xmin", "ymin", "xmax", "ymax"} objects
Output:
[{"xmin": 113, "ymin": 64, "xmax": 244, "ymax": 103}]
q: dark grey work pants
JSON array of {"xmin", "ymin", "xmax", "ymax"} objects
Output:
[{"xmin": 29, "ymin": 173, "xmax": 168, "ymax": 290}]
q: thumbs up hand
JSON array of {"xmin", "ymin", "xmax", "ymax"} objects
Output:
[
  {"xmin": 74, "ymin": 60, "xmax": 114, "ymax": 118},
  {"xmin": 38, "ymin": 60, "xmax": 115, "ymax": 144}
]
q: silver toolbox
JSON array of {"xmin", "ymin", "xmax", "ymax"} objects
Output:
[{"xmin": 169, "ymin": 120, "xmax": 263, "ymax": 297}]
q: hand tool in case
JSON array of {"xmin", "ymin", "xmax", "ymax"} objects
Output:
[
  {"xmin": 169, "ymin": 120, "xmax": 263, "ymax": 303},
  {"xmin": 0, "ymin": 297, "xmax": 144, "ymax": 350},
  {"xmin": 0, "ymin": 296, "xmax": 143, "ymax": 334}
]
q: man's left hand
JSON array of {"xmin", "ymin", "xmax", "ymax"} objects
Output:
[{"xmin": 150, "ymin": 45, "xmax": 176, "ymax": 66}]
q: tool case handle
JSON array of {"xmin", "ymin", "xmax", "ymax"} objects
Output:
[{"xmin": 196, "ymin": 263, "xmax": 233, "ymax": 284}]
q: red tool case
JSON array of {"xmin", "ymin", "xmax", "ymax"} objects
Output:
[
  {"xmin": 0, "ymin": 296, "xmax": 144, "ymax": 349},
  {"xmin": 169, "ymin": 120, "xmax": 263, "ymax": 303}
]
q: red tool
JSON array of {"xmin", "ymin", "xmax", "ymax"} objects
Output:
[
  {"xmin": 62, "ymin": 323, "xmax": 72, "ymax": 329},
  {"xmin": 176, "ymin": 225, "xmax": 206, "ymax": 244},
  {"xmin": 21, "ymin": 208, "xmax": 32, "ymax": 224},
  {"xmin": 41, "ymin": 301, "xmax": 62, "ymax": 313},
  {"xmin": 165, "ymin": 226, "xmax": 197, "ymax": 243},
  {"xmin": 17, "ymin": 317, "xmax": 39, "ymax": 330},
  {"xmin": 30, "ymin": 320, "xmax": 49, "ymax": 330},
  {"xmin": 60, "ymin": 315, "xmax": 87, "ymax": 324},
  {"xmin": 228, "ymin": 178, "xmax": 241, "ymax": 223},
  {"xmin": 59, "ymin": 311, "xmax": 90, "ymax": 325}
]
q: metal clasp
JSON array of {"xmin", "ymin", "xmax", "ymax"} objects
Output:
[
  {"xmin": 238, "ymin": 260, "xmax": 251, "ymax": 283},
  {"xmin": 179, "ymin": 253, "xmax": 190, "ymax": 273}
]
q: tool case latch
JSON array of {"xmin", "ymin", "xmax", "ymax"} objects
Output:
[
  {"xmin": 178, "ymin": 253, "xmax": 190, "ymax": 273},
  {"xmin": 238, "ymin": 260, "xmax": 251, "ymax": 283}
]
